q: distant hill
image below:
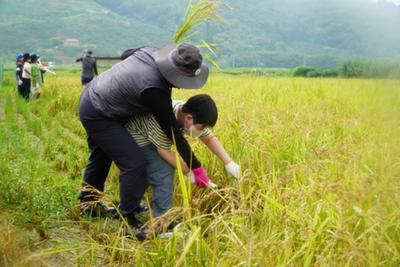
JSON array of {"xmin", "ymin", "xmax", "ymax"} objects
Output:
[
  {"xmin": 1, "ymin": 0, "xmax": 399, "ymax": 68},
  {"xmin": 0, "ymin": 0, "xmax": 171, "ymax": 64}
]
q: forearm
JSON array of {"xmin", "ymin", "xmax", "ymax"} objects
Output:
[
  {"xmin": 157, "ymin": 148, "xmax": 190, "ymax": 174},
  {"xmin": 201, "ymin": 135, "xmax": 232, "ymax": 164},
  {"xmin": 40, "ymin": 66, "xmax": 50, "ymax": 72}
]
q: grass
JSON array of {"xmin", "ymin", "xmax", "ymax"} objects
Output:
[
  {"xmin": 0, "ymin": 70, "xmax": 399, "ymax": 266},
  {"xmin": 211, "ymin": 67, "xmax": 292, "ymax": 77}
]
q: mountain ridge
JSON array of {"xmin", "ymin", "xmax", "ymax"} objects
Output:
[{"xmin": 0, "ymin": 0, "xmax": 399, "ymax": 68}]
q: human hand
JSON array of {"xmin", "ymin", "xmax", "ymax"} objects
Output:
[
  {"xmin": 225, "ymin": 161, "xmax": 241, "ymax": 179},
  {"xmin": 188, "ymin": 170, "xmax": 217, "ymax": 189},
  {"xmin": 18, "ymin": 80, "xmax": 22, "ymax": 86},
  {"xmin": 191, "ymin": 166, "xmax": 210, "ymax": 188}
]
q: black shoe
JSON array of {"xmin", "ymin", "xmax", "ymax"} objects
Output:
[
  {"xmin": 133, "ymin": 204, "xmax": 149, "ymax": 214},
  {"xmin": 123, "ymin": 215, "xmax": 147, "ymax": 241},
  {"xmin": 113, "ymin": 204, "xmax": 149, "ymax": 220},
  {"xmin": 78, "ymin": 201, "xmax": 117, "ymax": 218}
]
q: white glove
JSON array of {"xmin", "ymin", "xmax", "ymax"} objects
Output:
[
  {"xmin": 189, "ymin": 171, "xmax": 196, "ymax": 184},
  {"xmin": 18, "ymin": 80, "xmax": 23, "ymax": 86},
  {"xmin": 225, "ymin": 161, "xmax": 241, "ymax": 179}
]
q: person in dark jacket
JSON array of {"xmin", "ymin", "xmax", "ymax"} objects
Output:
[
  {"xmin": 75, "ymin": 50, "xmax": 98, "ymax": 85},
  {"xmin": 78, "ymin": 42, "xmax": 210, "ymax": 241},
  {"xmin": 15, "ymin": 54, "xmax": 24, "ymax": 97}
]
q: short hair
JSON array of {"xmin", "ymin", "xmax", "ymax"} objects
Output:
[
  {"xmin": 30, "ymin": 54, "xmax": 39, "ymax": 62},
  {"xmin": 23, "ymin": 53, "xmax": 30, "ymax": 60},
  {"xmin": 182, "ymin": 94, "xmax": 218, "ymax": 127}
]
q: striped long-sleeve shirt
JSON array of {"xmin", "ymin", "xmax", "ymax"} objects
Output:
[{"xmin": 126, "ymin": 100, "xmax": 211, "ymax": 150}]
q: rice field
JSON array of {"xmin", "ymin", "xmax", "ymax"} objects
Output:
[{"xmin": 0, "ymin": 70, "xmax": 399, "ymax": 266}]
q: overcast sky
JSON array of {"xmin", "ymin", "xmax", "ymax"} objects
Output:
[{"xmin": 371, "ymin": 0, "xmax": 400, "ymax": 5}]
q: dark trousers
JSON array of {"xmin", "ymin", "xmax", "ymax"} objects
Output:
[
  {"xmin": 78, "ymin": 89, "xmax": 147, "ymax": 217},
  {"xmin": 21, "ymin": 78, "xmax": 31, "ymax": 99},
  {"xmin": 17, "ymin": 84, "xmax": 24, "ymax": 98}
]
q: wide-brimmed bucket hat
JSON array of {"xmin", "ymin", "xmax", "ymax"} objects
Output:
[{"xmin": 155, "ymin": 43, "xmax": 209, "ymax": 89}]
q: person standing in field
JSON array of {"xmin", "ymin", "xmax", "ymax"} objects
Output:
[
  {"xmin": 38, "ymin": 58, "xmax": 55, "ymax": 85},
  {"xmin": 125, "ymin": 94, "xmax": 240, "ymax": 237},
  {"xmin": 21, "ymin": 53, "xmax": 32, "ymax": 100},
  {"xmin": 75, "ymin": 50, "xmax": 98, "ymax": 86},
  {"xmin": 15, "ymin": 54, "xmax": 24, "ymax": 98},
  {"xmin": 30, "ymin": 54, "xmax": 42, "ymax": 99},
  {"xmin": 78, "ymin": 42, "xmax": 211, "ymax": 241}
]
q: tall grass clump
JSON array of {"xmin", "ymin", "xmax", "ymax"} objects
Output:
[
  {"xmin": 173, "ymin": 0, "xmax": 227, "ymax": 67},
  {"xmin": 172, "ymin": 0, "xmax": 225, "ymax": 44}
]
